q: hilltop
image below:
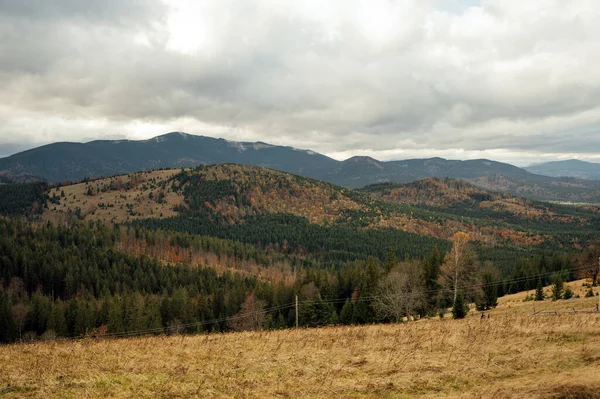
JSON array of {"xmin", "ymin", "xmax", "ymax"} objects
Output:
[
  {"xmin": 4, "ymin": 132, "xmax": 600, "ymax": 203},
  {"xmin": 37, "ymin": 165, "xmax": 600, "ymax": 270}
]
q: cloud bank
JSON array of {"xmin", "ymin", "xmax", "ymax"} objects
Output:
[{"xmin": 1, "ymin": 0, "xmax": 600, "ymax": 165}]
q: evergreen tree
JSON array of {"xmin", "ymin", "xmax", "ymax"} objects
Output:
[
  {"xmin": 107, "ymin": 297, "xmax": 124, "ymax": 334},
  {"xmin": 143, "ymin": 298, "xmax": 163, "ymax": 333},
  {"xmin": 452, "ymin": 293, "xmax": 468, "ymax": 319},
  {"xmin": 339, "ymin": 299, "xmax": 354, "ymax": 325},
  {"xmin": 563, "ymin": 287, "xmax": 574, "ymax": 299},
  {"xmin": 383, "ymin": 249, "xmax": 397, "ymax": 273},
  {"xmin": 0, "ymin": 293, "xmax": 16, "ymax": 343},
  {"xmin": 424, "ymin": 246, "xmax": 443, "ymax": 314},
  {"xmin": 30, "ymin": 291, "xmax": 52, "ymax": 335},
  {"xmin": 535, "ymin": 280, "xmax": 545, "ymax": 301},
  {"xmin": 476, "ymin": 270, "xmax": 498, "ymax": 311},
  {"xmin": 47, "ymin": 300, "xmax": 67, "ymax": 337},
  {"xmin": 551, "ymin": 277, "xmax": 564, "ymax": 301}
]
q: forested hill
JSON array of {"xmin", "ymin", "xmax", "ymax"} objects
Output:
[
  {"xmin": 0, "ymin": 165, "xmax": 597, "ymax": 343},
  {"xmin": 36, "ymin": 164, "xmax": 600, "ymax": 264},
  {"xmin": 4, "ymin": 132, "xmax": 600, "ymax": 203}
]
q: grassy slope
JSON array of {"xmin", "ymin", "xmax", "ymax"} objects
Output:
[{"xmin": 2, "ymin": 285, "xmax": 600, "ymax": 399}]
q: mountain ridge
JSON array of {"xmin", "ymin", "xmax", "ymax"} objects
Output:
[
  {"xmin": 525, "ymin": 159, "xmax": 600, "ymax": 181},
  {"xmin": 3, "ymin": 132, "xmax": 600, "ymax": 203}
]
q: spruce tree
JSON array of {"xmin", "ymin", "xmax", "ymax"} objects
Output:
[
  {"xmin": 383, "ymin": 249, "xmax": 397, "ymax": 273},
  {"xmin": 563, "ymin": 287, "xmax": 574, "ymax": 299},
  {"xmin": 535, "ymin": 280, "xmax": 545, "ymax": 301},
  {"xmin": 452, "ymin": 293, "xmax": 468, "ymax": 319},
  {"xmin": 552, "ymin": 279, "xmax": 564, "ymax": 301},
  {"xmin": 339, "ymin": 299, "xmax": 354, "ymax": 325},
  {"xmin": 0, "ymin": 293, "xmax": 16, "ymax": 343},
  {"xmin": 47, "ymin": 300, "xmax": 67, "ymax": 337}
]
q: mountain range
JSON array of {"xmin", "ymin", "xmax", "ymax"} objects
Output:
[
  {"xmin": 2, "ymin": 132, "xmax": 600, "ymax": 203},
  {"xmin": 525, "ymin": 159, "xmax": 600, "ymax": 181}
]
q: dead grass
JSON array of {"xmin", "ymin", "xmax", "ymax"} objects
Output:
[
  {"xmin": 2, "ymin": 295, "xmax": 600, "ymax": 398},
  {"xmin": 43, "ymin": 169, "xmax": 184, "ymax": 224}
]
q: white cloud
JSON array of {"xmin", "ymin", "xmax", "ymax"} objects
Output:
[{"xmin": 1, "ymin": 0, "xmax": 600, "ymax": 165}]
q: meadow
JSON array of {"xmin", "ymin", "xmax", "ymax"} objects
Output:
[{"xmin": 1, "ymin": 289, "xmax": 599, "ymax": 399}]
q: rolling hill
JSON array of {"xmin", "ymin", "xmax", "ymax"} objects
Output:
[
  {"xmin": 38, "ymin": 165, "xmax": 600, "ymax": 266},
  {"xmin": 3, "ymin": 132, "xmax": 600, "ymax": 203},
  {"xmin": 1, "ymin": 163, "xmax": 598, "ymax": 348}
]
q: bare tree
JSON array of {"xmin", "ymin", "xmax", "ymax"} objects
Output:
[
  {"xmin": 374, "ymin": 261, "xmax": 425, "ymax": 322},
  {"xmin": 12, "ymin": 303, "xmax": 30, "ymax": 342},
  {"xmin": 441, "ymin": 232, "xmax": 479, "ymax": 307},
  {"xmin": 579, "ymin": 246, "xmax": 600, "ymax": 286},
  {"xmin": 230, "ymin": 293, "xmax": 267, "ymax": 332}
]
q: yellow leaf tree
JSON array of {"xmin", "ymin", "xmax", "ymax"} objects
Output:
[{"xmin": 441, "ymin": 232, "xmax": 479, "ymax": 307}]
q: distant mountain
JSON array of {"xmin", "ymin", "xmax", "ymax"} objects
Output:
[
  {"xmin": 3, "ymin": 132, "xmax": 600, "ymax": 203},
  {"xmin": 525, "ymin": 159, "xmax": 600, "ymax": 180},
  {"xmin": 320, "ymin": 157, "xmax": 531, "ymax": 187},
  {"xmin": 0, "ymin": 132, "xmax": 338, "ymax": 183}
]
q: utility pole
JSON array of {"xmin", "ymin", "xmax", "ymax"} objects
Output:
[{"xmin": 295, "ymin": 295, "xmax": 299, "ymax": 329}]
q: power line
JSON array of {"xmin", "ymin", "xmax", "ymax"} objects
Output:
[{"xmin": 43, "ymin": 263, "xmax": 593, "ymax": 342}]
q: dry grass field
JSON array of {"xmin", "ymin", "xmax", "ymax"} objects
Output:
[
  {"xmin": 43, "ymin": 169, "xmax": 184, "ymax": 224},
  {"xmin": 2, "ymin": 290, "xmax": 600, "ymax": 399}
]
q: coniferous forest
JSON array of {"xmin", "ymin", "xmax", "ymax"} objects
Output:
[{"xmin": 0, "ymin": 165, "xmax": 596, "ymax": 343}]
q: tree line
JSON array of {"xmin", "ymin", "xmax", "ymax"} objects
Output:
[{"xmin": 0, "ymin": 218, "xmax": 584, "ymax": 343}]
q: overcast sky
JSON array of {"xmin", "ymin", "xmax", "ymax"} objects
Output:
[{"xmin": 1, "ymin": 0, "xmax": 600, "ymax": 165}]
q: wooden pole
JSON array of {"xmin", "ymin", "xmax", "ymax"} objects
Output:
[{"xmin": 295, "ymin": 295, "xmax": 299, "ymax": 329}]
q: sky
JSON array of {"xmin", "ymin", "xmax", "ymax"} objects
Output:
[{"xmin": 1, "ymin": 0, "xmax": 600, "ymax": 166}]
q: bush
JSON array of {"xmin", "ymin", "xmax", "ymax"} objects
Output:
[
  {"xmin": 563, "ymin": 288, "xmax": 574, "ymax": 300},
  {"xmin": 585, "ymin": 288, "xmax": 595, "ymax": 298}
]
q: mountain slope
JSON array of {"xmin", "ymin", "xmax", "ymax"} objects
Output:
[
  {"xmin": 41, "ymin": 165, "xmax": 600, "ymax": 259},
  {"xmin": 525, "ymin": 159, "xmax": 600, "ymax": 180},
  {"xmin": 0, "ymin": 132, "xmax": 338, "ymax": 183},
  {"xmin": 4, "ymin": 133, "xmax": 600, "ymax": 203}
]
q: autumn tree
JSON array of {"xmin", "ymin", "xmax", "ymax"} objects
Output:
[
  {"xmin": 229, "ymin": 293, "xmax": 267, "ymax": 332},
  {"xmin": 579, "ymin": 246, "xmax": 600, "ymax": 286},
  {"xmin": 441, "ymin": 232, "xmax": 479, "ymax": 307},
  {"xmin": 374, "ymin": 260, "xmax": 425, "ymax": 322}
]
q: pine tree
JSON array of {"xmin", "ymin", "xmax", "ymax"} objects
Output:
[
  {"xmin": 107, "ymin": 297, "xmax": 124, "ymax": 334},
  {"xmin": 339, "ymin": 299, "xmax": 354, "ymax": 325},
  {"xmin": 0, "ymin": 293, "xmax": 16, "ymax": 343},
  {"xmin": 383, "ymin": 249, "xmax": 397, "ymax": 273},
  {"xmin": 552, "ymin": 278, "xmax": 564, "ymax": 301},
  {"xmin": 143, "ymin": 299, "xmax": 163, "ymax": 333},
  {"xmin": 273, "ymin": 313, "xmax": 286, "ymax": 329},
  {"xmin": 563, "ymin": 287, "xmax": 574, "ymax": 300},
  {"xmin": 535, "ymin": 280, "xmax": 545, "ymax": 301},
  {"xmin": 452, "ymin": 293, "xmax": 468, "ymax": 319},
  {"xmin": 47, "ymin": 300, "xmax": 67, "ymax": 337}
]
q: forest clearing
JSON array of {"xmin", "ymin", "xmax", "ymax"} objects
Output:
[{"xmin": 2, "ymin": 291, "xmax": 599, "ymax": 399}]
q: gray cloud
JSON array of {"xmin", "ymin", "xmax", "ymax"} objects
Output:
[{"xmin": 1, "ymin": 0, "xmax": 600, "ymax": 165}]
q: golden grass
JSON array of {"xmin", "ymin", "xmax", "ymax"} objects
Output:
[
  {"xmin": 43, "ymin": 169, "xmax": 184, "ymax": 224},
  {"xmin": 2, "ymin": 295, "xmax": 600, "ymax": 398}
]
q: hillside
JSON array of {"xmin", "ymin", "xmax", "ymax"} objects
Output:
[
  {"xmin": 4, "ymin": 133, "xmax": 600, "ymax": 203},
  {"xmin": 0, "ymin": 132, "xmax": 338, "ymax": 183},
  {"xmin": 3, "ymin": 291, "xmax": 600, "ymax": 399},
  {"xmin": 526, "ymin": 159, "xmax": 600, "ymax": 180},
  {"xmin": 1, "ymin": 165, "xmax": 599, "ymax": 350},
  {"xmin": 37, "ymin": 165, "xmax": 600, "ymax": 275}
]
